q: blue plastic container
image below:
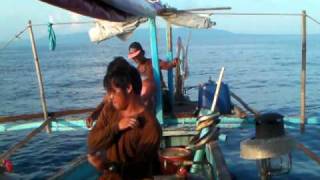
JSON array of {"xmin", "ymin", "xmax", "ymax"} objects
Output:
[{"xmin": 198, "ymin": 81, "xmax": 232, "ymax": 114}]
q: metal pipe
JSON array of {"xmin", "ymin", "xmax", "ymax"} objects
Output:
[
  {"xmin": 149, "ymin": 18, "xmax": 163, "ymax": 123},
  {"xmin": 28, "ymin": 20, "xmax": 51, "ymax": 133},
  {"xmin": 300, "ymin": 11, "xmax": 307, "ymax": 133},
  {"xmin": 166, "ymin": 23, "xmax": 174, "ymax": 110},
  {"xmin": 213, "ymin": 12, "xmax": 301, "ymax": 16}
]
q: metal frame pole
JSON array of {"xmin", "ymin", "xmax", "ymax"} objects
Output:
[
  {"xmin": 166, "ymin": 23, "xmax": 174, "ymax": 109},
  {"xmin": 149, "ymin": 18, "xmax": 163, "ymax": 124},
  {"xmin": 28, "ymin": 20, "xmax": 51, "ymax": 133},
  {"xmin": 300, "ymin": 11, "xmax": 307, "ymax": 133}
]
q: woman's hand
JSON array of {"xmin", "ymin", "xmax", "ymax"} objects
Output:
[
  {"xmin": 118, "ymin": 117, "xmax": 139, "ymax": 131},
  {"xmin": 86, "ymin": 116, "xmax": 94, "ymax": 128}
]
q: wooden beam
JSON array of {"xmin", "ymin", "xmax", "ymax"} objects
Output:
[
  {"xmin": 0, "ymin": 108, "xmax": 94, "ymax": 123},
  {"xmin": 297, "ymin": 143, "xmax": 320, "ymax": 165}
]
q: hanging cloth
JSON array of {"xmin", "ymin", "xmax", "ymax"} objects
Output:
[{"xmin": 48, "ymin": 23, "xmax": 56, "ymax": 51}]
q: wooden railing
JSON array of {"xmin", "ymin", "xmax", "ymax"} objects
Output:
[{"xmin": 0, "ymin": 108, "xmax": 95, "ymax": 123}]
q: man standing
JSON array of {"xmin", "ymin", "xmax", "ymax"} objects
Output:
[
  {"xmin": 87, "ymin": 57, "xmax": 162, "ymax": 180},
  {"xmin": 128, "ymin": 41, "xmax": 179, "ymax": 112}
]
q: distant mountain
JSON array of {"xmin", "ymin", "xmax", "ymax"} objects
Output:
[
  {"xmin": 2, "ymin": 28, "xmax": 235, "ymax": 48},
  {"xmin": 5, "ymin": 28, "xmax": 319, "ymax": 50}
]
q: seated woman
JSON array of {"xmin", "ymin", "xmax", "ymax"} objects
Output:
[{"xmin": 87, "ymin": 57, "xmax": 162, "ymax": 180}]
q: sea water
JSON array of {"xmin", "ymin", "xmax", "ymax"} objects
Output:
[{"xmin": 0, "ymin": 29, "xmax": 319, "ymax": 179}]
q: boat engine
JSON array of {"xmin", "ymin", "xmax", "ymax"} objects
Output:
[{"xmin": 240, "ymin": 113, "xmax": 296, "ymax": 180}]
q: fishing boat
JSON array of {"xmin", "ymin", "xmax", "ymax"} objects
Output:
[{"xmin": 1, "ymin": 1, "xmax": 320, "ymax": 180}]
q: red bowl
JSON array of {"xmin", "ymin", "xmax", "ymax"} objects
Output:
[{"xmin": 159, "ymin": 147, "xmax": 192, "ymax": 175}]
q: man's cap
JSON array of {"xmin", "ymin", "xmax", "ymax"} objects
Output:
[{"xmin": 128, "ymin": 42, "xmax": 143, "ymax": 59}]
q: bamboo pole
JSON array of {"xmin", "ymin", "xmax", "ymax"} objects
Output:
[
  {"xmin": 28, "ymin": 20, "xmax": 51, "ymax": 133},
  {"xmin": 300, "ymin": 11, "xmax": 307, "ymax": 133},
  {"xmin": 166, "ymin": 23, "xmax": 174, "ymax": 108},
  {"xmin": 211, "ymin": 67, "xmax": 225, "ymax": 112},
  {"xmin": 230, "ymin": 91, "xmax": 260, "ymax": 116}
]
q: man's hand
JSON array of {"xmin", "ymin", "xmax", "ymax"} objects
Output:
[
  {"xmin": 86, "ymin": 116, "xmax": 94, "ymax": 128},
  {"xmin": 172, "ymin": 58, "xmax": 179, "ymax": 67},
  {"xmin": 118, "ymin": 117, "xmax": 139, "ymax": 131}
]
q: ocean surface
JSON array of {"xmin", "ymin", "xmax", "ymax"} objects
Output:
[{"xmin": 1, "ymin": 29, "xmax": 320, "ymax": 179}]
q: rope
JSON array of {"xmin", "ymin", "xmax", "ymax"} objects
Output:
[
  {"xmin": 307, "ymin": 15, "xmax": 320, "ymax": 25},
  {"xmin": 48, "ymin": 23, "xmax": 56, "ymax": 51},
  {"xmin": 32, "ymin": 21, "xmax": 95, "ymax": 27},
  {"xmin": 0, "ymin": 26, "xmax": 28, "ymax": 50}
]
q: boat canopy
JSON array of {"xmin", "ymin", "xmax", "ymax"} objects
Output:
[{"xmin": 40, "ymin": 0, "xmax": 215, "ymax": 42}]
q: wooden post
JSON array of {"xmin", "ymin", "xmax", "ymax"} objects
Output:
[
  {"xmin": 149, "ymin": 18, "xmax": 163, "ymax": 124},
  {"xmin": 175, "ymin": 38, "xmax": 184, "ymax": 101},
  {"xmin": 300, "ymin": 11, "xmax": 307, "ymax": 133},
  {"xmin": 28, "ymin": 20, "xmax": 51, "ymax": 133},
  {"xmin": 166, "ymin": 23, "xmax": 174, "ymax": 109}
]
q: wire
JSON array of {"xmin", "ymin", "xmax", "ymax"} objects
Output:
[
  {"xmin": 0, "ymin": 26, "xmax": 28, "ymax": 50},
  {"xmin": 307, "ymin": 15, "xmax": 320, "ymax": 26},
  {"xmin": 0, "ymin": 21, "xmax": 96, "ymax": 51},
  {"xmin": 32, "ymin": 21, "xmax": 95, "ymax": 27}
]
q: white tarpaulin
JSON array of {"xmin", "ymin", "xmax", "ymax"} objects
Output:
[
  {"xmin": 89, "ymin": 17, "xmax": 147, "ymax": 43},
  {"xmin": 162, "ymin": 11, "xmax": 214, "ymax": 29}
]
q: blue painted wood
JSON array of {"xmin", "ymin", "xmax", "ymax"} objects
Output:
[
  {"xmin": 148, "ymin": 18, "xmax": 163, "ymax": 124},
  {"xmin": 190, "ymin": 127, "xmax": 209, "ymax": 173},
  {"xmin": 2, "ymin": 116, "xmax": 320, "ymax": 133}
]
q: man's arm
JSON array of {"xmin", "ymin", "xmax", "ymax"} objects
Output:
[
  {"xmin": 159, "ymin": 58, "xmax": 179, "ymax": 70},
  {"xmin": 87, "ymin": 104, "xmax": 119, "ymax": 154},
  {"xmin": 86, "ymin": 101, "xmax": 105, "ymax": 128},
  {"xmin": 86, "ymin": 95, "xmax": 111, "ymax": 128}
]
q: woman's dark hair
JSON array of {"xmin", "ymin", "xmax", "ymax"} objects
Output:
[{"xmin": 104, "ymin": 57, "xmax": 142, "ymax": 95}]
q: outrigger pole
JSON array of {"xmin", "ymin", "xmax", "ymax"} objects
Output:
[
  {"xmin": 149, "ymin": 18, "xmax": 164, "ymax": 123},
  {"xmin": 28, "ymin": 20, "xmax": 51, "ymax": 133},
  {"xmin": 300, "ymin": 10, "xmax": 307, "ymax": 133}
]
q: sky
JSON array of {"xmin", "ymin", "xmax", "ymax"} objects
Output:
[{"xmin": 0, "ymin": 0, "xmax": 319, "ymax": 42}]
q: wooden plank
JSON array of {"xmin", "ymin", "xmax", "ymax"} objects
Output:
[{"xmin": 205, "ymin": 141, "xmax": 232, "ymax": 180}]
